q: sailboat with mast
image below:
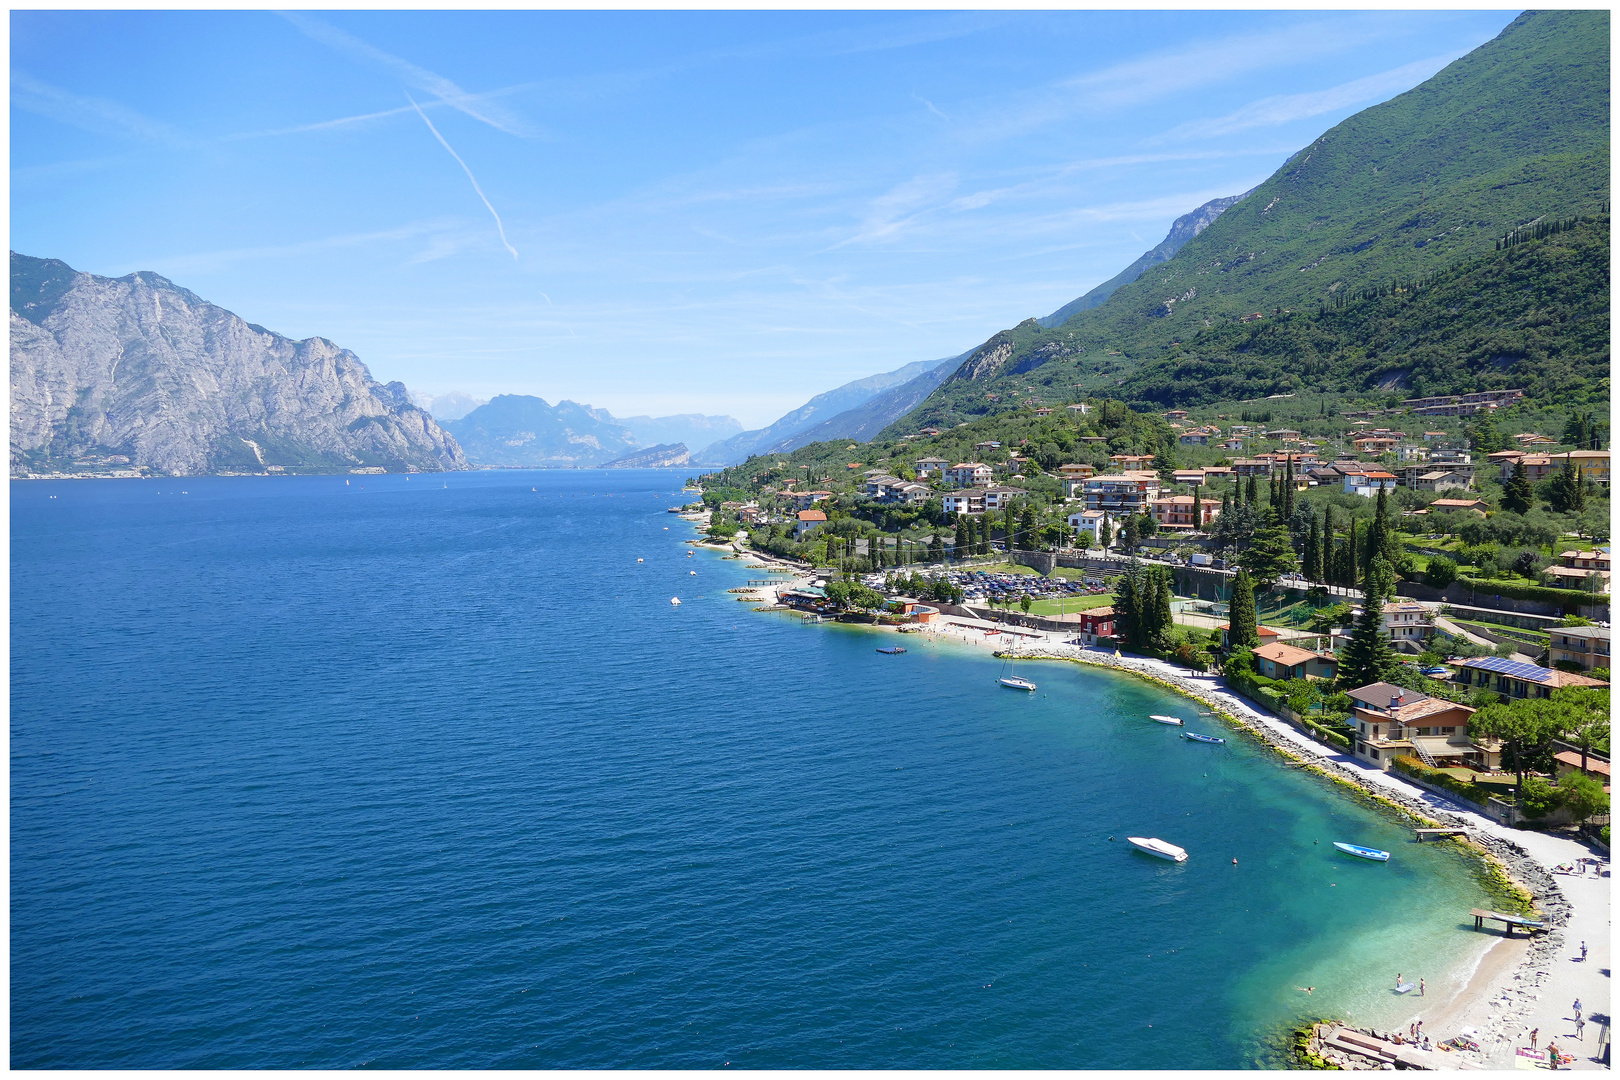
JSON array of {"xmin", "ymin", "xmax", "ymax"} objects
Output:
[{"xmin": 997, "ymin": 634, "xmax": 1037, "ymax": 691}]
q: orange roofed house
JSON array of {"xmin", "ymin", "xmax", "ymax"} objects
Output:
[
  {"xmin": 1251, "ymin": 641, "xmax": 1336, "ymax": 681},
  {"xmin": 794, "ymin": 509, "xmax": 827, "ymax": 538}
]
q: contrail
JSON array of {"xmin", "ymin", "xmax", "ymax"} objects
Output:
[{"xmin": 407, "ymin": 95, "xmax": 518, "ymax": 260}]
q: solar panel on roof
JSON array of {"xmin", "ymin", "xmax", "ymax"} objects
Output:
[{"xmin": 1471, "ymin": 656, "xmax": 1555, "ymax": 683}]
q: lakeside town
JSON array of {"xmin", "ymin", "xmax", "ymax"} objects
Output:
[{"xmin": 688, "ymin": 387, "xmax": 1610, "ymax": 1070}]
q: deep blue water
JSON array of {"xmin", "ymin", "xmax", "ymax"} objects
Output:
[{"xmin": 12, "ymin": 470, "xmax": 1495, "ymax": 1068}]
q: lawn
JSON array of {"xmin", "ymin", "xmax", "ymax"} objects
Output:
[{"xmin": 1022, "ymin": 593, "xmax": 1117, "ymax": 616}]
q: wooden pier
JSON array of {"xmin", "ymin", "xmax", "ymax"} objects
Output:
[
  {"xmin": 1470, "ymin": 908, "xmax": 1546, "ymax": 935},
  {"xmin": 1414, "ymin": 827, "xmax": 1470, "ymax": 841}
]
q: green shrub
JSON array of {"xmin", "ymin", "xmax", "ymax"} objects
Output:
[
  {"xmin": 1424, "ymin": 555, "xmax": 1459, "ymax": 589},
  {"xmin": 1457, "ymin": 576, "xmax": 1609, "ymax": 609},
  {"xmin": 1392, "ymin": 755, "xmax": 1499, "ymax": 807},
  {"xmin": 1517, "ymin": 775, "xmax": 1562, "ymax": 819}
]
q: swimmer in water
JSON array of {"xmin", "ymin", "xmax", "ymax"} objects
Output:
[{"xmin": 1296, "ymin": 987, "xmax": 1315, "ymax": 995}]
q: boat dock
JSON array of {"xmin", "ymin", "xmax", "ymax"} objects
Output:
[
  {"xmin": 1470, "ymin": 908, "xmax": 1546, "ymax": 935},
  {"xmin": 1414, "ymin": 827, "xmax": 1470, "ymax": 841}
]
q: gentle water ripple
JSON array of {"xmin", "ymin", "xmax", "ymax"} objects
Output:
[{"xmin": 13, "ymin": 471, "xmax": 1496, "ymax": 1068}]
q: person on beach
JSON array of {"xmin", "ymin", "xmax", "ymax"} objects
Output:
[
  {"xmin": 1530, "ymin": 1027, "xmax": 1539, "ymax": 1049},
  {"xmin": 1396, "ymin": 972, "xmax": 1402, "ymax": 989},
  {"xmin": 1419, "ymin": 978, "xmax": 1425, "ymax": 996},
  {"xmin": 1575, "ymin": 1016, "xmax": 1585, "ymax": 1041},
  {"xmin": 1573, "ymin": 998, "xmax": 1582, "ymax": 1019},
  {"xmin": 1579, "ymin": 941, "xmax": 1587, "ymax": 962}
]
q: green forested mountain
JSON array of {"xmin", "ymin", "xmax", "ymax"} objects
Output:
[
  {"xmin": 886, "ymin": 9, "xmax": 1609, "ymax": 432},
  {"xmin": 1113, "ymin": 216, "xmax": 1609, "ymax": 409}
]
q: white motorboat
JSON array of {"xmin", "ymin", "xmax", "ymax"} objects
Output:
[
  {"xmin": 1149, "ymin": 714, "xmax": 1185, "ymax": 726},
  {"xmin": 1127, "ymin": 836, "xmax": 1188, "ymax": 862},
  {"xmin": 1333, "ymin": 842, "xmax": 1391, "ymax": 862},
  {"xmin": 670, "ymin": 597, "xmax": 681, "ymax": 605}
]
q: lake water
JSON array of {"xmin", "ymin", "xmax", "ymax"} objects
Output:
[{"xmin": 11, "ymin": 469, "xmax": 1499, "ymax": 1068}]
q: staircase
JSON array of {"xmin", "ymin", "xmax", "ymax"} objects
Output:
[{"xmin": 1414, "ymin": 736, "xmax": 1440, "ymax": 769}]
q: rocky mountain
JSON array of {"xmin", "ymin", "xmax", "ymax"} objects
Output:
[
  {"xmin": 1036, "ymin": 192, "xmax": 1251, "ymax": 328},
  {"xmin": 442, "ymin": 395, "xmax": 638, "ymax": 467},
  {"xmin": 10, "ymin": 253, "xmax": 467, "ymax": 476},
  {"xmin": 601, "ymin": 443, "xmax": 690, "ymax": 468},
  {"xmin": 694, "ymin": 354, "xmax": 960, "ymax": 465}
]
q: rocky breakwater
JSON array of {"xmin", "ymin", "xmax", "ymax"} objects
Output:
[{"xmin": 10, "ymin": 252, "xmax": 468, "ymax": 477}]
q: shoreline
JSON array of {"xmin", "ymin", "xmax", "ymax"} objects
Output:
[{"xmin": 712, "ymin": 536, "xmax": 1607, "ymax": 1069}]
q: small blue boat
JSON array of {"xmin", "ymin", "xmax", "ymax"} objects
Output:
[
  {"xmin": 1181, "ymin": 731, "xmax": 1226, "ymax": 744},
  {"xmin": 877, "ymin": 646, "xmax": 906, "ymax": 655},
  {"xmin": 1333, "ymin": 842, "xmax": 1390, "ymax": 862}
]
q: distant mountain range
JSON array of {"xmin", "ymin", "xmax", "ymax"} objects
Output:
[
  {"xmin": 692, "ymin": 355, "xmax": 962, "ymax": 465},
  {"xmin": 441, "ymin": 395, "xmax": 739, "ymax": 468},
  {"xmin": 411, "ymin": 390, "xmax": 487, "ymax": 421},
  {"xmin": 9, "ymin": 253, "xmax": 466, "ymax": 476}
]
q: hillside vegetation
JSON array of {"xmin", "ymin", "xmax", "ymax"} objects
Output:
[
  {"xmin": 886, "ymin": 10, "xmax": 1609, "ymax": 433},
  {"xmin": 1113, "ymin": 216, "xmax": 1609, "ymax": 409}
]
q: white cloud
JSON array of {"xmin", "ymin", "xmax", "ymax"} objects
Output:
[
  {"xmin": 280, "ymin": 12, "xmax": 534, "ymax": 137},
  {"xmin": 11, "ymin": 71, "xmax": 185, "ymax": 144},
  {"xmin": 831, "ymin": 172, "xmax": 960, "ymax": 248},
  {"xmin": 129, "ymin": 219, "xmax": 472, "ymax": 276},
  {"xmin": 1152, "ymin": 52, "xmax": 1468, "ymax": 143}
]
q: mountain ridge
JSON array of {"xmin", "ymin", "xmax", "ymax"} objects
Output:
[
  {"xmin": 883, "ymin": 9, "xmax": 1610, "ymax": 434},
  {"xmin": 9, "ymin": 253, "xmax": 468, "ymax": 476}
]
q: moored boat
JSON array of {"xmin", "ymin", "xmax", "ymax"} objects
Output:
[
  {"xmin": 1333, "ymin": 842, "xmax": 1391, "ymax": 862},
  {"xmin": 877, "ymin": 646, "xmax": 906, "ymax": 655},
  {"xmin": 1181, "ymin": 731, "xmax": 1225, "ymax": 744},
  {"xmin": 998, "ymin": 676, "xmax": 1038, "ymax": 691},
  {"xmin": 1126, "ymin": 836, "xmax": 1188, "ymax": 862},
  {"xmin": 1149, "ymin": 714, "xmax": 1185, "ymax": 726}
]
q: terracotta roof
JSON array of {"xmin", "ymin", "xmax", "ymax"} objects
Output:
[
  {"xmin": 1553, "ymin": 751, "xmax": 1611, "ymax": 777},
  {"xmin": 797, "ymin": 510, "xmax": 827, "ymax": 522},
  {"xmin": 1081, "ymin": 606, "xmax": 1115, "ymax": 619},
  {"xmin": 1253, "ymin": 642, "xmax": 1327, "ymax": 668},
  {"xmin": 1219, "ymin": 623, "xmax": 1280, "ymax": 638}
]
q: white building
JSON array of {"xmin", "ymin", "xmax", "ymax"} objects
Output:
[
  {"xmin": 1344, "ymin": 471, "xmax": 1398, "ymax": 497},
  {"xmin": 1068, "ymin": 509, "xmax": 1111, "ymax": 546},
  {"xmin": 944, "ymin": 462, "xmax": 994, "ymax": 488}
]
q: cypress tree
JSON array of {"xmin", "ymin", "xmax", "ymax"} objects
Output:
[
  {"xmin": 1283, "ymin": 457, "xmax": 1296, "ymax": 519},
  {"xmin": 1228, "ymin": 568, "xmax": 1260, "ymax": 652},
  {"xmin": 1115, "ymin": 559, "xmax": 1141, "ymax": 649},
  {"xmin": 1192, "ymin": 486, "xmax": 1202, "ymax": 533},
  {"xmin": 1502, "ymin": 459, "xmax": 1534, "ymax": 514},
  {"xmin": 1303, "ymin": 513, "xmax": 1321, "ymax": 583},
  {"xmin": 1245, "ymin": 475, "xmax": 1259, "ymax": 507},
  {"xmin": 1367, "ymin": 488, "xmax": 1388, "ymax": 568},
  {"xmin": 1346, "ymin": 519, "xmax": 1359, "ymax": 588},
  {"xmin": 1548, "ymin": 456, "xmax": 1586, "ymax": 513},
  {"xmin": 1154, "ymin": 568, "xmax": 1174, "ymax": 649},
  {"xmin": 1098, "ymin": 514, "xmax": 1112, "ymax": 549},
  {"xmin": 954, "ymin": 516, "xmax": 968, "ymax": 558}
]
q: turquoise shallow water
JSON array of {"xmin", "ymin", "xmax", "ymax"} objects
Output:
[{"xmin": 11, "ymin": 469, "xmax": 1496, "ymax": 1068}]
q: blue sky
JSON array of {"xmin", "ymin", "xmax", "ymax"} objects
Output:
[{"xmin": 12, "ymin": 10, "xmax": 1518, "ymax": 427}]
